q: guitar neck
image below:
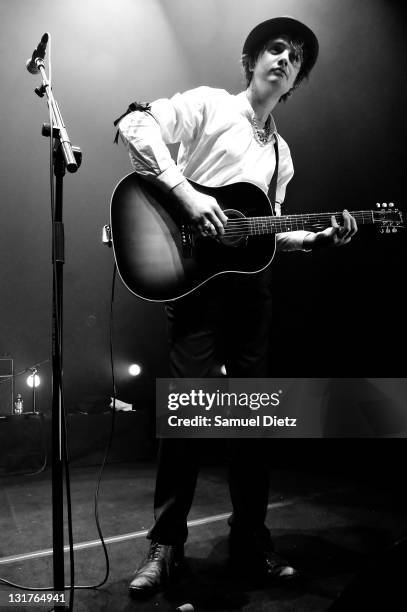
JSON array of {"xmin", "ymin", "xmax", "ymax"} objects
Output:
[{"xmin": 246, "ymin": 211, "xmax": 374, "ymax": 235}]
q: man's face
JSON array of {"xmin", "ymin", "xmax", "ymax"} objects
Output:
[{"xmin": 251, "ymin": 37, "xmax": 303, "ymax": 97}]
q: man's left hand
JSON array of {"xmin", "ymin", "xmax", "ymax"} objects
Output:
[{"xmin": 303, "ymin": 209, "xmax": 358, "ymax": 250}]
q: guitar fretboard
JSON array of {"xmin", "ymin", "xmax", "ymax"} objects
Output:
[{"xmin": 225, "ymin": 211, "xmax": 374, "ymax": 237}]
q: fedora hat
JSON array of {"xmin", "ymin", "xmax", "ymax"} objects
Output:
[{"xmin": 243, "ymin": 17, "xmax": 319, "ymax": 78}]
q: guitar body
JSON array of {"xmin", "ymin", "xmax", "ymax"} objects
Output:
[{"xmin": 110, "ymin": 173, "xmax": 276, "ymax": 301}]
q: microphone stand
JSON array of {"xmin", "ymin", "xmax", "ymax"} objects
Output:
[
  {"xmin": 31, "ymin": 55, "xmax": 82, "ymax": 606},
  {"xmin": 30, "ymin": 366, "xmax": 38, "ymax": 414}
]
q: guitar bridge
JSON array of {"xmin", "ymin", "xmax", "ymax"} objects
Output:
[{"xmin": 180, "ymin": 224, "xmax": 193, "ymax": 257}]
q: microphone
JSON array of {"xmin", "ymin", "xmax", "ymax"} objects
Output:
[{"xmin": 26, "ymin": 33, "xmax": 49, "ymax": 74}]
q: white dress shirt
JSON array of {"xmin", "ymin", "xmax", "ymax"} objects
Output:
[{"xmin": 119, "ymin": 86, "xmax": 311, "ymax": 251}]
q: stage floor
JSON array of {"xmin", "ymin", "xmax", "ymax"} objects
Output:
[{"xmin": 0, "ymin": 460, "xmax": 405, "ymax": 611}]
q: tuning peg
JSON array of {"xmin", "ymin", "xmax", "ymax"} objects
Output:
[
  {"xmin": 389, "ymin": 202, "xmax": 394, "ymax": 208},
  {"xmin": 382, "ymin": 202, "xmax": 388, "ymax": 208},
  {"xmin": 376, "ymin": 202, "xmax": 381, "ymax": 208},
  {"xmin": 385, "ymin": 227, "xmax": 391, "ymax": 233},
  {"xmin": 392, "ymin": 228, "xmax": 398, "ymax": 233}
]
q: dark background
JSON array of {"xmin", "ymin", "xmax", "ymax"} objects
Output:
[{"xmin": 0, "ymin": 0, "xmax": 405, "ymax": 431}]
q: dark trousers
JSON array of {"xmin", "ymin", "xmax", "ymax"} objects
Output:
[{"xmin": 148, "ymin": 269, "xmax": 274, "ymax": 545}]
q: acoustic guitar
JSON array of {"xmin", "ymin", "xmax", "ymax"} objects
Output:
[{"xmin": 109, "ymin": 172, "xmax": 403, "ymax": 302}]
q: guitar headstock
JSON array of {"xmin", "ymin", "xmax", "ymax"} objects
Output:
[{"xmin": 373, "ymin": 202, "xmax": 405, "ymax": 233}]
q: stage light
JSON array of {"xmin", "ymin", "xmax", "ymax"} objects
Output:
[
  {"xmin": 27, "ymin": 373, "xmax": 41, "ymax": 388},
  {"xmin": 128, "ymin": 363, "xmax": 142, "ymax": 376}
]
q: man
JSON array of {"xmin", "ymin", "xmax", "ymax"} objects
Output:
[{"xmin": 117, "ymin": 16, "xmax": 357, "ymax": 596}]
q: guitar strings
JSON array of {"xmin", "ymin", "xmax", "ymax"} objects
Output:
[
  {"xmin": 189, "ymin": 210, "xmax": 397, "ymax": 238},
  {"xmin": 224, "ymin": 212, "xmax": 374, "ymax": 225},
  {"xmin": 220, "ymin": 212, "xmax": 375, "ymax": 236}
]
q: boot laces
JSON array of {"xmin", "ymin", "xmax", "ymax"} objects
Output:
[{"xmin": 148, "ymin": 542, "xmax": 166, "ymax": 562}]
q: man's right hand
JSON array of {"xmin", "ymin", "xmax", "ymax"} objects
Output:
[{"xmin": 171, "ymin": 180, "xmax": 228, "ymax": 237}]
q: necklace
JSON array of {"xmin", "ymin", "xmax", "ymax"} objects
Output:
[{"xmin": 251, "ymin": 115, "xmax": 274, "ymax": 147}]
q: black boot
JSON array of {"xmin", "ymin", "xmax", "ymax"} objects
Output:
[
  {"xmin": 129, "ymin": 541, "xmax": 184, "ymax": 597},
  {"xmin": 229, "ymin": 528, "xmax": 299, "ymax": 582}
]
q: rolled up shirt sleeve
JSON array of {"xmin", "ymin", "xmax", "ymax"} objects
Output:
[
  {"xmin": 276, "ymin": 230, "xmax": 312, "ymax": 251},
  {"xmin": 118, "ymin": 89, "xmax": 205, "ymax": 192}
]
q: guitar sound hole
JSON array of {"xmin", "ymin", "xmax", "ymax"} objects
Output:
[{"xmin": 221, "ymin": 209, "xmax": 248, "ymax": 247}]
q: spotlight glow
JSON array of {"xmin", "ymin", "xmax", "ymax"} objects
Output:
[
  {"xmin": 27, "ymin": 374, "xmax": 41, "ymax": 388},
  {"xmin": 128, "ymin": 363, "xmax": 142, "ymax": 376}
]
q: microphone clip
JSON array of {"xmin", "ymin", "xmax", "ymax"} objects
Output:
[{"xmin": 35, "ymin": 83, "xmax": 47, "ymax": 98}]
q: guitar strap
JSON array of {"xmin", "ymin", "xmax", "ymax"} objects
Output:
[{"xmin": 267, "ymin": 136, "xmax": 280, "ymax": 215}]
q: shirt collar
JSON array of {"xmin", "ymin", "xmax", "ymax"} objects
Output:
[{"xmin": 235, "ymin": 91, "xmax": 277, "ymax": 136}]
